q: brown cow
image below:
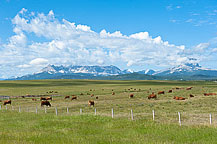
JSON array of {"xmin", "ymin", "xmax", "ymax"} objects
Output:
[
  {"xmin": 65, "ymin": 96, "xmax": 70, "ymax": 99},
  {"xmin": 158, "ymin": 91, "xmax": 165, "ymax": 94},
  {"xmin": 173, "ymin": 96, "xmax": 185, "ymax": 100},
  {"xmin": 80, "ymin": 93, "xmax": 84, "ymax": 95},
  {"xmin": 46, "ymin": 97, "xmax": 52, "ymax": 101},
  {"xmin": 32, "ymin": 98, "xmax": 37, "ymax": 101},
  {"xmin": 148, "ymin": 93, "xmax": 157, "ymax": 99},
  {"xmin": 129, "ymin": 94, "xmax": 134, "ymax": 98},
  {"xmin": 91, "ymin": 94, "xmax": 94, "ymax": 97},
  {"xmin": 40, "ymin": 97, "xmax": 46, "ymax": 101},
  {"xmin": 112, "ymin": 92, "xmax": 115, "ymax": 95},
  {"xmin": 71, "ymin": 96, "xmax": 77, "ymax": 100},
  {"xmin": 41, "ymin": 101, "xmax": 51, "ymax": 107},
  {"xmin": 189, "ymin": 94, "xmax": 194, "ymax": 97},
  {"xmin": 3, "ymin": 100, "xmax": 11, "ymax": 105},
  {"xmin": 186, "ymin": 87, "xmax": 193, "ymax": 90},
  {"xmin": 168, "ymin": 90, "xmax": 172, "ymax": 93},
  {"xmin": 204, "ymin": 93, "xmax": 216, "ymax": 96},
  {"xmin": 88, "ymin": 100, "xmax": 94, "ymax": 107},
  {"xmin": 21, "ymin": 96, "xmax": 25, "ymax": 98}
]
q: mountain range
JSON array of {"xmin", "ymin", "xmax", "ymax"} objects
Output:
[{"xmin": 7, "ymin": 63, "xmax": 217, "ymax": 80}]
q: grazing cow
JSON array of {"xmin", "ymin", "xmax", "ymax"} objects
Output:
[
  {"xmin": 40, "ymin": 97, "xmax": 47, "ymax": 101},
  {"xmin": 189, "ymin": 94, "xmax": 194, "ymax": 97},
  {"xmin": 112, "ymin": 89, "xmax": 114, "ymax": 91},
  {"xmin": 54, "ymin": 91, "xmax": 58, "ymax": 93},
  {"xmin": 91, "ymin": 94, "xmax": 94, "ymax": 97},
  {"xmin": 173, "ymin": 96, "xmax": 185, "ymax": 100},
  {"xmin": 158, "ymin": 91, "xmax": 165, "ymax": 95},
  {"xmin": 128, "ymin": 89, "xmax": 131, "ymax": 91},
  {"xmin": 65, "ymin": 96, "xmax": 70, "ymax": 99},
  {"xmin": 87, "ymin": 93, "xmax": 90, "ymax": 95},
  {"xmin": 204, "ymin": 93, "xmax": 217, "ymax": 96},
  {"xmin": 90, "ymin": 89, "xmax": 92, "ymax": 91},
  {"xmin": 148, "ymin": 93, "xmax": 157, "ymax": 99},
  {"xmin": 112, "ymin": 92, "xmax": 115, "ymax": 95},
  {"xmin": 3, "ymin": 100, "xmax": 11, "ymax": 105},
  {"xmin": 129, "ymin": 94, "xmax": 134, "ymax": 98},
  {"xmin": 186, "ymin": 87, "xmax": 193, "ymax": 90},
  {"xmin": 46, "ymin": 97, "xmax": 52, "ymax": 101},
  {"xmin": 168, "ymin": 90, "xmax": 172, "ymax": 93},
  {"xmin": 88, "ymin": 100, "xmax": 94, "ymax": 107},
  {"xmin": 80, "ymin": 93, "xmax": 84, "ymax": 95},
  {"xmin": 71, "ymin": 96, "xmax": 77, "ymax": 100},
  {"xmin": 96, "ymin": 96, "xmax": 98, "ymax": 99},
  {"xmin": 134, "ymin": 89, "xmax": 136, "ymax": 91},
  {"xmin": 21, "ymin": 96, "xmax": 25, "ymax": 98},
  {"xmin": 32, "ymin": 98, "xmax": 37, "ymax": 101},
  {"xmin": 175, "ymin": 87, "xmax": 181, "ymax": 90},
  {"xmin": 41, "ymin": 101, "xmax": 51, "ymax": 107}
]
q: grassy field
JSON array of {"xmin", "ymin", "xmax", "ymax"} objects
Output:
[{"xmin": 0, "ymin": 79, "xmax": 217, "ymax": 143}]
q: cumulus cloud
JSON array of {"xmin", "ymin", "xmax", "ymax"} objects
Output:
[{"xmin": 0, "ymin": 9, "xmax": 200, "ymax": 78}]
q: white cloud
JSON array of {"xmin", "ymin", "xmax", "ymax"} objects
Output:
[{"xmin": 0, "ymin": 9, "xmax": 199, "ymax": 78}]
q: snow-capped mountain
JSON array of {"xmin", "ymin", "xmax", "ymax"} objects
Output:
[
  {"xmin": 153, "ymin": 63, "xmax": 217, "ymax": 76},
  {"xmin": 37, "ymin": 65, "xmax": 125, "ymax": 76},
  {"xmin": 137, "ymin": 69, "xmax": 155, "ymax": 75}
]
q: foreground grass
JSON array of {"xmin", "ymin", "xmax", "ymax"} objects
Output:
[{"xmin": 0, "ymin": 111, "xmax": 217, "ymax": 144}]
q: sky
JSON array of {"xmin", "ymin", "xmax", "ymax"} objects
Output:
[{"xmin": 1, "ymin": 0, "xmax": 217, "ymax": 78}]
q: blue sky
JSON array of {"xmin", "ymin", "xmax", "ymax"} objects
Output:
[{"xmin": 0, "ymin": 0, "xmax": 217, "ymax": 78}]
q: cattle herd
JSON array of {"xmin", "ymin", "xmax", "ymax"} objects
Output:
[{"xmin": 1, "ymin": 86, "xmax": 217, "ymax": 108}]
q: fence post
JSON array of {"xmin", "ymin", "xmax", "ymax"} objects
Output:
[
  {"xmin": 112, "ymin": 108, "xmax": 114, "ymax": 118},
  {"xmin": 210, "ymin": 114, "xmax": 212, "ymax": 125},
  {"xmin": 80, "ymin": 108, "xmax": 82, "ymax": 114},
  {"xmin": 178, "ymin": 112, "xmax": 181, "ymax": 126},
  {"xmin": 131, "ymin": 109, "xmax": 134, "ymax": 120},
  {"xmin": 55, "ymin": 107, "xmax": 58, "ymax": 116},
  {"xmin": 19, "ymin": 106, "xmax": 21, "ymax": 113},
  {"xmin": 67, "ymin": 107, "xmax": 69, "ymax": 114},
  {"xmin": 45, "ymin": 107, "xmax": 47, "ymax": 113},
  {"xmin": 36, "ymin": 106, "xmax": 38, "ymax": 114},
  {"xmin": 95, "ymin": 108, "xmax": 96, "ymax": 115},
  {"xmin": 153, "ymin": 110, "xmax": 155, "ymax": 121},
  {"xmin": 12, "ymin": 106, "xmax": 14, "ymax": 110},
  {"xmin": 0, "ymin": 105, "xmax": 1, "ymax": 110}
]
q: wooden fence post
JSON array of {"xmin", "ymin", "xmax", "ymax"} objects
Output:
[
  {"xmin": 131, "ymin": 109, "xmax": 134, "ymax": 120},
  {"xmin": 12, "ymin": 106, "xmax": 14, "ymax": 110},
  {"xmin": 55, "ymin": 107, "xmax": 58, "ymax": 116},
  {"xmin": 67, "ymin": 107, "xmax": 69, "ymax": 114},
  {"xmin": 80, "ymin": 108, "xmax": 82, "ymax": 114},
  {"xmin": 152, "ymin": 110, "xmax": 155, "ymax": 121},
  {"xmin": 45, "ymin": 107, "xmax": 47, "ymax": 113},
  {"xmin": 112, "ymin": 108, "xmax": 114, "ymax": 118},
  {"xmin": 0, "ymin": 105, "xmax": 1, "ymax": 110},
  {"xmin": 210, "ymin": 113, "xmax": 212, "ymax": 125},
  {"xmin": 178, "ymin": 112, "xmax": 181, "ymax": 126}
]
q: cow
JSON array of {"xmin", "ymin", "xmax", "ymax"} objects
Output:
[
  {"xmin": 46, "ymin": 97, "xmax": 52, "ymax": 101},
  {"xmin": 71, "ymin": 96, "xmax": 77, "ymax": 100},
  {"xmin": 88, "ymin": 100, "xmax": 94, "ymax": 107},
  {"xmin": 189, "ymin": 94, "xmax": 194, "ymax": 97},
  {"xmin": 32, "ymin": 98, "xmax": 37, "ymax": 101},
  {"xmin": 112, "ymin": 92, "xmax": 115, "ymax": 95},
  {"xmin": 173, "ymin": 96, "xmax": 185, "ymax": 100},
  {"xmin": 3, "ymin": 100, "xmax": 11, "ymax": 105},
  {"xmin": 41, "ymin": 101, "xmax": 51, "ymax": 107},
  {"xmin": 91, "ymin": 94, "xmax": 94, "ymax": 97},
  {"xmin": 129, "ymin": 93, "xmax": 134, "ymax": 98},
  {"xmin": 134, "ymin": 89, "xmax": 136, "ymax": 91},
  {"xmin": 80, "ymin": 93, "xmax": 84, "ymax": 95},
  {"xmin": 186, "ymin": 87, "xmax": 193, "ymax": 90},
  {"xmin": 204, "ymin": 93, "xmax": 217, "ymax": 96},
  {"xmin": 40, "ymin": 97, "xmax": 47, "ymax": 101},
  {"xmin": 65, "ymin": 96, "xmax": 70, "ymax": 99},
  {"xmin": 96, "ymin": 96, "xmax": 99, "ymax": 99},
  {"xmin": 148, "ymin": 93, "xmax": 157, "ymax": 99},
  {"xmin": 54, "ymin": 91, "xmax": 58, "ymax": 93},
  {"xmin": 90, "ymin": 89, "xmax": 92, "ymax": 91},
  {"xmin": 168, "ymin": 90, "xmax": 172, "ymax": 93},
  {"xmin": 158, "ymin": 91, "xmax": 165, "ymax": 94},
  {"xmin": 87, "ymin": 93, "xmax": 90, "ymax": 95}
]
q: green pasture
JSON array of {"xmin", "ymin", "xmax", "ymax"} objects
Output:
[{"xmin": 0, "ymin": 80, "xmax": 217, "ymax": 143}]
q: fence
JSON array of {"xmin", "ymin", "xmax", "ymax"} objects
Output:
[{"xmin": 0, "ymin": 105, "xmax": 216, "ymax": 126}]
